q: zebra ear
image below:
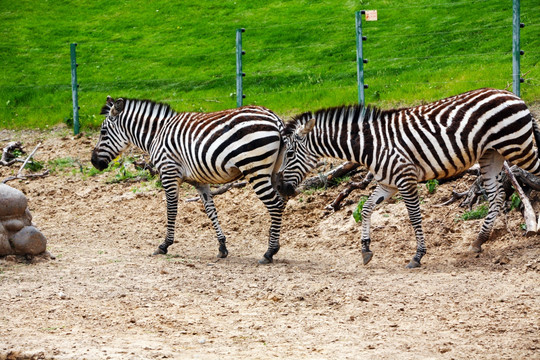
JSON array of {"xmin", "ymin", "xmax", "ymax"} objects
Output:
[
  {"xmin": 100, "ymin": 96, "xmax": 115, "ymax": 115},
  {"xmin": 111, "ymin": 98, "xmax": 125, "ymax": 116},
  {"xmin": 298, "ymin": 118, "xmax": 316, "ymax": 137},
  {"xmin": 114, "ymin": 98, "xmax": 125, "ymax": 112}
]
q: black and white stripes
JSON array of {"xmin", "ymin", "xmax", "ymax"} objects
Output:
[
  {"xmin": 278, "ymin": 88, "xmax": 540, "ymax": 267},
  {"xmin": 92, "ymin": 96, "xmax": 287, "ymax": 263}
]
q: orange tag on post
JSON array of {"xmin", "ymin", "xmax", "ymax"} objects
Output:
[{"xmin": 365, "ymin": 10, "xmax": 378, "ymax": 21}]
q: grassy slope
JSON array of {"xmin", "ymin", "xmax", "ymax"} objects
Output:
[{"xmin": 0, "ymin": 0, "xmax": 539, "ymax": 129}]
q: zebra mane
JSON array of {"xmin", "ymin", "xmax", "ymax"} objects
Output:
[
  {"xmin": 284, "ymin": 104, "xmax": 382, "ymax": 136},
  {"xmin": 100, "ymin": 101, "xmax": 113, "ymax": 115},
  {"xmin": 100, "ymin": 98, "xmax": 175, "ymax": 116}
]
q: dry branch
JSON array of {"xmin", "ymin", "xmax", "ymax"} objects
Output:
[
  {"xmin": 298, "ymin": 161, "xmax": 361, "ymax": 191},
  {"xmin": 1, "ymin": 141, "xmax": 25, "ymax": 166},
  {"xmin": 503, "ymin": 162, "xmax": 537, "ymax": 233},
  {"xmin": 326, "ymin": 172, "xmax": 374, "ymax": 211},
  {"xmin": 2, "ymin": 143, "xmax": 48, "ymax": 184},
  {"xmin": 510, "ymin": 165, "xmax": 540, "ymax": 190},
  {"xmin": 2, "ymin": 170, "xmax": 50, "ymax": 184}
]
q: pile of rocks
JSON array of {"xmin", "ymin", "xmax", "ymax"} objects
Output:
[{"xmin": 0, "ymin": 183, "xmax": 47, "ymax": 257}]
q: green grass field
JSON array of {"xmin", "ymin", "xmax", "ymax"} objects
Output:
[{"xmin": 1, "ymin": 0, "xmax": 539, "ymax": 130}]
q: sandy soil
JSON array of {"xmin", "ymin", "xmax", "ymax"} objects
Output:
[{"xmin": 0, "ymin": 126, "xmax": 539, "ymax": 360}]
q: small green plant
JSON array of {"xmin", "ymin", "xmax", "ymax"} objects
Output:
[
  {"xmin": 24, "ymin": 159, "xmax": 44, "ymax": 172},
  {"xmin": 302, "ymin": 187, "xmax": 322, "ymax": 196},
  {"xmin": 426, "ymin": 179, "xmax": 439, "ymax": 194},
  {"xmin": 353, "ymin": 196, "xmax": 369, "ymax": 223},
  {"xmin": 75, "ymin": 165, "xmax": 103, "ymax": 180},
  {"xmin": 459, "ymin": 204, "xmax": 489, "ymax": 221},
  {"xmin": 11, "ymin": 149, "xmax": 23, "ymax": 158},
  {"xmin": 510, "ymin": 192, "xmax": 521, "ymax": 211},
  {"xmin": 330, "ymin": 175, "xmax": 351, "ymax": 186},
  {"xmin": 48, "ymin": 157, "xmax": 78, "ymax": 173},
  {"xmin": 105, "ymin": 157, "xmax": 157, "ymax": 184}
]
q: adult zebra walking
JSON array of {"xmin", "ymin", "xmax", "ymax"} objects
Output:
[
  {"xmin": 277, "ymin": 88, "xmax": 540, "ymax": 268},
  {"xmin": 92, "ymin": 96, "xmax": 287, "ymax": 264}
]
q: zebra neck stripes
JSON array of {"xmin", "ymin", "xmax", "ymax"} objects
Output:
[{"xmin": 115, "ymin": 99, "xmax": 176, "ymax": 154}]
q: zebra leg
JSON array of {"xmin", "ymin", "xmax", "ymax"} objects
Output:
[
  {"xmin": 153, "ymin": 173, "xmax": 180, "ymax": 255},
  {"xmin": 360, "ymin": 184, "xmax": 397, "ymax": 265},
  {"xmin": 470, "ymin": 151, "xmax": 505, "ymax": 253},
  {"xmin": 249, "ymin": 174, "xmax": 285, "ymax": 264},
  {"xmin": 195, "ymin": 184, "xmax": 228, "ymax": 259},
  {"xmin": 398, "ymin": 181, "xmax": 426, "ymax": 269}
]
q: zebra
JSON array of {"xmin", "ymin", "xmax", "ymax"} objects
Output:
[
  {"xmin": 91, "ymin": 96, "xmax": 288, "ymax": 264},
  {"xmin": 276, "ymin": 88, "xmax": 540, "ymax": 268}
]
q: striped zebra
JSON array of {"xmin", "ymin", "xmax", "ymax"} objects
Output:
[
  {"xmin": 91, "ymin": 96, "xmax": 287, "ymax": 264},
  {"xmin": 276, "ymin": 88, "xmax": 540, "ymax": 268}
]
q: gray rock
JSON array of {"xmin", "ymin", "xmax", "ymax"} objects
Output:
[
  {"xmin": 3, "ymin": 219, "xmax": 27, "ymax": 232},
  {"xmin": 10, "ymin": 226, "xmax": 47, "ymax": 255},
  {"xmin": 0, "ymin": 225, "xmax": 11, "ymax": 255},
  {"xmin": 0, "ymin": 184, "xmax": 47, "ymax": 257},
  {"xmin": 0, "ymin": 183, "xmax": 28, "ymax": 217}
]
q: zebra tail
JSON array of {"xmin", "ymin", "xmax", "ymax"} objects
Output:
[
  {"xmin": 527, "ymin": 115, "xmax": 540, "ymax": 176},
  {"xmin": 532, "ymin": 116, "xmax": 540, "ymax": 155}
]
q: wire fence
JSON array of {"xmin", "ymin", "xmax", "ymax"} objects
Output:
[{"xmin": 1, "ymin": 1, "xmax": 539, "ymax": 129}]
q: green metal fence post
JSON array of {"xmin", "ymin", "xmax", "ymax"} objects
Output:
[
  {"xmin": 356, "ymin": 11, "xmax": 368, "ymax": 105},
  {"xmin": 512, "ymin": 0, "xmax": 524, "ymax": 97},
  {"xmin": 236, "ymin": 28, "xmax": 246, "ymax": 107},
  {"xmin": 70, "ymin": 43, "xmax": 80, "ymax": 135}
]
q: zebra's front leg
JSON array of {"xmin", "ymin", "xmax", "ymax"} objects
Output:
[
  {"xmin": 153, "ymin": 174, "xmax": 179, "ymax": 255},
  {"xmin": 398, "ymin": 181, "xmax": 426, "ymax": 268},
  {"xmin": 360, "ymin": 185, "xmax": 397, "ymax": 265},
  {"xmin": 250, "ymin": 174, "xmax": 285, "ymax": 264},
  {"xmin": 195, "ymin": 184, "xmax": 228, "ymax": 259}
]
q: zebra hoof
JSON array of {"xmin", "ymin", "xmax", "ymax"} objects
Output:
[
  {"xmin": 217, "ymin": 250, "xmax": 228, "ymax": 258},
  {"xmin": 406, "ymin": 259, "xmax": 421, "ymax": 269},
  {"xmin": 469, "ymin": 244, "xmax": 482, "ymax": 253},
  {"xmin": 258, "ymin": 257, "xmax": 273, "ymax": 265},
  {"xmin": 362, "ymin": 250, "xmax": 373, "ymax": 265},
  {"xmin": 152, "ymin": 247, "xmax": 167, "ymax": 256}
]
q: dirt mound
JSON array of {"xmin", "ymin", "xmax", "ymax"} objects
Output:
[{"xmin": 0, "ymin": 127, "xmax": 538, "ymax": 359}]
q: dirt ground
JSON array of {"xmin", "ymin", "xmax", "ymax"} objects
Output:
[{"xmin": 0, "ymin": 126, "xmax": 539, "ymax": 360}]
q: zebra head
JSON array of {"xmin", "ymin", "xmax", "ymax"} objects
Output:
[
  {"xmin": 91, "ymin": 96, "xmax": 130, "ymax": 171},
  {"xmin": 276, "ymin": 118, "xmax": 317, "ymax": 198}
]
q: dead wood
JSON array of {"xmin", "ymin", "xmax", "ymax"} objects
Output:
[
  {"xmin": 3, "ymin": 170, "xmax": 50, "ymax": 184},
  {"xmin": 326, "ymin": 172, "xmax": 374, "ymax": 211},
  {"xmin": 298, "ymin": 161, "xmax": 361, "ymax": 191},
  {"xmin": 1, "ymin": 141, "xmax": 26, "ymax": 166},
  {"xmin": 503, "ymin": 162, "xmax": 537, "ymax": 233},
  {"xmin": 2, "ymin": 143, "xmax": 48, "ymax": 184}
]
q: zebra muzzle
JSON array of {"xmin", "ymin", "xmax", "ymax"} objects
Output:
[
  {"xmin": 91, "ymin": 150, "xmax": 109, "ymax": 171},
  {"xmin": 277, "ymin": 181, "xmax": 297, "ymax": 198}
]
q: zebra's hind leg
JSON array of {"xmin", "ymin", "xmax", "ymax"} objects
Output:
[
  {"xmin": 360, "ymin": 184, "xmax": 397, "ymax": 265},
  {"xmin": 248, "ymin": 174, "xmax": 285, "ymax": 264},
  {"xmin": 195, "ymin": 184, "xmax": 229, "ymax": 259},
  {"xmin": 470, "ymin": 151, "xmax": 505, "ymax": 253}
]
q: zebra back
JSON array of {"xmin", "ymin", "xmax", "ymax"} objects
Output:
[
  {"xmin": 97, "ymin": 98, "xmax": 285, "ymax": 185},
  {"xmin": 283, "ymin": 88, "xmax": 539, "ymax": 184}
]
